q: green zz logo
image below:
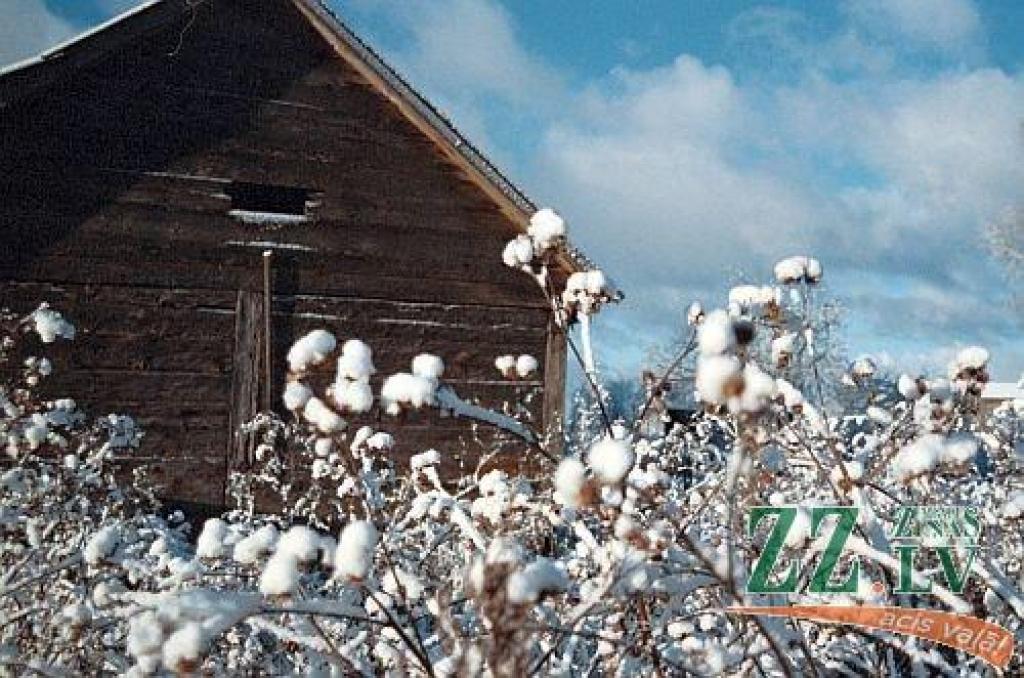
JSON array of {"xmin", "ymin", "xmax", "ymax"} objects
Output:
[
  {"xmin": 747, "ymin": 506, "xmax": 979, "ymax": 595},
  {"xmin": 747, "ymin": 506, "xmax": 860, "ymax": 595}
]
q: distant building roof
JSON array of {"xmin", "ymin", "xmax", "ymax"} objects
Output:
[{"xmin": 981, "ymin": 382, "xmax": 1024, "ymax": 401}]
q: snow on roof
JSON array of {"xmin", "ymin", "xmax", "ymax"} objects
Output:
[
  {"xmin": 0, "ymin": 0, "xmax": 163, "ymax": 79},
  {"xmin": 981, "ymin": 382, "xmax": 1024, "ymax": 401}
]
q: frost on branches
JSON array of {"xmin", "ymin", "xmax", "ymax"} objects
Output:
[{"xmin": 0, "ymin": 214, "xmax": 1022, "ymax": 677}]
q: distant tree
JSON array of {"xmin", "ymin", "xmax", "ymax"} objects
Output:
[
  {"xmin": 644, "ymin": 259, "xmax": 849, "ymax": 414},
  {"xmin": 987, "ymin": 206, "xmax": 1023, "ymax": 298}
]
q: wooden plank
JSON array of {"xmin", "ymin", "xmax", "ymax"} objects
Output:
[
  {"xmin": 42, "ymin": 369, "xmax": 231, "ymax": 410},
  {"xmin": 228, "ymin": 291, "xmax": 266, "ymax": 471},
  {"xmin": 543, "ymin": 321, "xmax": 567, "ymax": 453},
  {"xmin": 45, "ymin": 212, "xmax": 524, "ymax": 276},
  {"xmin": 0, "ymin": 280, "xmax": 237, "ymax": 309},
  {"xmin": 0, "ymin": 260, "xmax": 546, "ymax": 308},
  {"xmin": 141, "ymin": 457, "xmax": 228, "ymax": 508}
]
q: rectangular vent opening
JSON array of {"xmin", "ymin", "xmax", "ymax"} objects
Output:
[{"xmin": 227, "ymin": 182, "xmax": 310, "ymax": 225}]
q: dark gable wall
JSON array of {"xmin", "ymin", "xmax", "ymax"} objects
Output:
[{"xmin": 0, "ymin": 0, "xmax": 554, "ymax": 512}]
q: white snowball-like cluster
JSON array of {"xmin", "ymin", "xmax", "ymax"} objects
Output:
[
  {"xmin": 942, "ymin": 433, "xmax": 979, "ymax": 466},
  {"xmin": 586, "ymin": 437, "xmax": 634, "ymax": 485},
  {"xmin": 897, "ymin": 374, "xmax": 925, "ymax": 400},
  {"xmin": 126, "ymin": 591, "xmax": 252, "ymax": 674},
  {"xmin": 31, "ymin": 305, "xmax": 75, "ymax": 343},
  {"xmin": 331, "ymin": 340, "xmax": 376, "ymax": 414},
  {"xmin": 527, "ymin": 208, "xmax": 567, "ymax": 251},
  {"xmin": 259, "ymin": 552, "xmax": 300, "ymax": 596},
  {"xmin": 728, "ymin": 285, "xmax": 779, "ymax": 311},
  {"xmin": 382, "ymin": 354, "xmax": 442, "ymax": 415},
  {"xmin": 494, "ymin": 355, "xmax": 516, "ymax": 376},
  {"xmin": 563, "ymin": 269, "xmax": 611, "ymax": 315},
  {"xmin": 303, "ymin": 397, "xmax": 346, "ymax": 433},
  {"xmin": 336, "ymin": 339, "xmax": 375, "ymax": 380},
  {"xmin": 332, "ymin": 380, "xmax": 373, "ymax": 413},
  {"xmin": 349, "ymin": 425, "xmax": 394, "ymax": 454},
  {"xmin": 233, "ymin": 525, "xmax": 278, "ymax": 565},
  {"xmin": 554, "ymin": 458, "xmax": 588, "ymax": 508},
  {"xmin": 196, "ymin": 518, "xmax": 229, "ymax": 559},
  {"xmin": 259, "ymin": 526, "xmax": 322, "ymax": 596},
  {"xmin": 771, "ymin": 333, "xmax": 796, "ymax": 366},
  {"xmin": 851, "ymin": 355, "xmax": 877, "ymax": 379},
  {"xmin": 277, "ymin": 525, "xmax": 321, "ymax": 563},
  {"xmin": 282, "ymin": 381, "xmax": 312, "ymax": 411},
  {"xmin": 773, "ymin": 256, "xmax": 823, "ymax": 284},
  {"xmin": 412, "ymin": 353, "xmax": 445, "ymax": 380},
  {"xmin": 695, "ymin": 355, "xmax": 742, "ymax": 406},
  {"xmin": 503, "ymin": 208, "xmax": 566, "ymax": 269},
  {"xmin": 314, "ymin": 437, "xmax": 333, "ymax": 457},
  {"xmin": 507, "ymin": 557, "xmax": 568, "ymax": 604},
  {"xmin": 893, "ymin": 433, "xmax": 978, "ymax": 481},
  {"xmin": 287, "ymin": 329, "xmax": 336, "ymax": 372},
  {"xmin": 894, "ymin": 435, "xmax": 944, "ymax": 481},
  {"xmin": 334, "ymin": 521, "xmax": 378, "ymax": 582},
  {"xmin": 381, "ymin": 373, "xmax": 436, "ymax": 415},
  {"xmin": 494, "ymin": 354, "xmax": 539, "ymax": 378},
  {"xmin": 24, "ymin": 356, "xmax": 52, "ymax": 379},
  {"xmin": 411, "ymin": 448, "xmax": 441, "ymax": 470},
  {"xmin": 948, "ymin": 345, "xmax": 990, "ymax": 381},
  {"xmin": 162, "ymin": 623, "xmax": 204, "ymax": 673},
  {"xmin": 84, "ymin": 525, "xmax": 119, "ymax": 565},
  {"xmin": 502, "ymin": 234, "xmax": 534, "ymax": 268},
  {"xmin": 471, "ymin": 470, "xmax": 533, "ymax": 526},
  {"xmin": 516, "ymin": 354, "xmax": 539, "ymax": 377},
  {"xmin": 127, "ymin": 612, "xmax": 164, "ymax": 673},
  {"xmin": 366, "ymin": 431, "xmax": 394, "ymax": 450},
  {"xmin": 736, "ymin": 363, "xmax": 777, "ymax": 413},
  {"xmin": 698, "ymin": 310, "xmax": 736, "ymax": 356},
  {"xmin": 567, "ymin": 270, "xmax": 606, "ymax": 295}
]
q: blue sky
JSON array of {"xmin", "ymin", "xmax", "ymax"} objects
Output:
[{"xmin": 3, "ymin": 0, "xmax": 1022, "ymax": 381}]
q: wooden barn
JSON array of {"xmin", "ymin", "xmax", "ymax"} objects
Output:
[{"xmin": 0, "ymin": 0, "xmax": 589, "ymax": 514}]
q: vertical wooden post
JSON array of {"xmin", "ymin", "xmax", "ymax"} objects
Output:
[
  {"xmin": 228, "ymin": 291, "xmax": 264, "ymax": 469},
  {"xmin": 542, "ymin": 318, "xmax": 568, "ymax": 456},
  {"xmin": 228, "ymin": 252, "xmax": 273, "ymax": 475},
  {"xmin": 262, "ymin": 250, "xmax": 273, "ymax": 413}
]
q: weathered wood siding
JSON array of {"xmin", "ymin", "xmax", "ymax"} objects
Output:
[{"xmin": 0, "ymin": 0, "xmax": 562, "ymax": 512}]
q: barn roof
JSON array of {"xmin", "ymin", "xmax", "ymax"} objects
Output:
[{"xmin": 0, "ymin": 0, "xmax": 606, "ymax": 279}]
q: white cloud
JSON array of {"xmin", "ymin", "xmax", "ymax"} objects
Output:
[
  {"xmin": 341, "ymin": 0, "xmax": 1021, "ymax": 378},
  {"xmin": 345, "ymin": 0, "xmax": 560, "ymax": 107},
  {"xmin": 0, "ymin": 0, "xmax": 76, "ymax": 67},
  {"xmin": 338, "ymin": 0, "xmax": 562, "ymax": 171},
  {"xmin": 843, "ymin": 0, "xmax": 982, "ymax": 49},
  {"xmin": 539, "ymin": 55, "xmax": 823, "ymax": 289},
  {"xmin": 534, "ymin": 22, "xmax": 1022, "ymax": 377}
]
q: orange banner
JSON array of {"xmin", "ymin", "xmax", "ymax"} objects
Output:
[{"xmin": 728, "ymin": 605, "xmax": 1014, "ymax": 670}]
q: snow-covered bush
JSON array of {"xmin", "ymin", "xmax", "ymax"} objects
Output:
[
  {"xmin": 0, "ymin": 305, "xmax": 188, "ymax": 676},
  {"xmin": 0, "ymin": 210, "xmax": 1021, "ymax": 676}
]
